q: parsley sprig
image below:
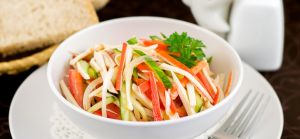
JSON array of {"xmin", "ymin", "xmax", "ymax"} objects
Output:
[{"xmin": 163, "ymin": 32, "xmax": 206, "ymax": 68}]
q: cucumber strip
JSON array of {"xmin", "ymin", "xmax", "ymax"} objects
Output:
[
  {"xmin": 127, "ymin": 37, "xmax": 138, "ymax": 45},
  {"xmin": 87, "ymin": 96, "xmax": 116, "ymax": 113},
  {"xmin": 133, "ymin": 67, "xmax": 138, "ymax": 78},
  {"xmin": 79, "ymin": 60, "xmax": 89, "ymax": 72},
  {"xmin": 111, "ymin": 66, "xmax": 119, "ymax": 86},
  {"xmin": 150, "ymin": 36, "xmax": 163, "ymax": 41},
  {"xmin": 165, "ymin": 70, "xmax": 172, "ymax": 76},
  {"xmin": 133, "ymin": 50, "xmax": 172, "ymax": 89},
  {"xmin": 119, "ymin": 82, "xmax": 130, "ymax": 121},
  {"xmin": 175, "ymin": 73, "xmax": 184, "ymax": 80},
  {"xmin": 160, "ymin": 32, "xmax": 167, "ymax": 39},
  {"xmin": 77, "ymin": 61, "xmax": 90, "ymax": 80},
  {"xmin": 206, "ymin": 56, "xmax": 212, "ymax": 63},
  {"xmin": 195, "ymin": 93, "xmax": 203, "ymax": 113},
  {"xmin": 88, "ymin": 68, "xmax": 98, "ymax": 79},
  {"xmin": 90, "ymin": 58, "xmax": 101, "ymax": 72},
  {"xmin": 165, "ymin": 70, "xmax": 184, "ymax": 80},
  {"xmin": 113, "ymin": 48, "xmax": 122, "ymax": 55}
]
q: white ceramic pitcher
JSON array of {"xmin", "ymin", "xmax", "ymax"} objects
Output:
[{"xmin": 183, "ymin": 0, "xmax": 284, "ymax": 71}]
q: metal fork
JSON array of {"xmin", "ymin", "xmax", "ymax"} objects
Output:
[{"xmin": 209, "ymin": 90, "xmax": 270, "ymax": 139}]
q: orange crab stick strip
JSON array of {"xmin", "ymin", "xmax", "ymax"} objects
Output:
[
  {"xmin": 224, "ymin": 70, "xmax": 235, "ymax": 97},
  {"xmin": 156, "ymin": 79, "xmax": 177, "ymax": 116},
  {"xmin": 116, "ymin": 43, "xmax": 128, "ymax": 91},
  {"xmin": 180, "ymin": 60, "xmax": 207, "ymax": 87},
  {"xmin": 213, "ymin": 87, "xmax": 220, "ymax": 105},
  {"xmin": 149, "ymin": 71, "xmax": 163, "ymax": 121},
  {"xmin": 140, "ymin": 39, "xmax": 180, "ymax": 57},
  {"xmin": 196, "ymin": 72, "xmax": 214, "ymax": 99},
  {"xmin": 143, "ymin": 40, "xmax": 169, "ymax": 52},
  {"xmin": 136, "ymin": 63, "xmax": 150, "ymax": 77},
  {"xmin": 155, "ymin": 49, "xmax": 213, "ymax": 103}
]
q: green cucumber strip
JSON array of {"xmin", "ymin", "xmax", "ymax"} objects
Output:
[
  {"xmin": 119, "ymin": 82, "xmax": 130, "ymax": 121},
  {"xmin": 165, "ymin": 70, "xmax": 172, "ymax": 77},
  {"xmin": 133, "ymin": 67, "xmax": 138, "ymax": 78},
  {"xmin": 79, "ymin": 60, "xmax": 89, "ymax": 73},
  {"xmin": 206, "ymin": 56, "xmax": 212, "ymax": 63},
  {"xmin": 150, "ymin": 36, "xmax": 163, "ymax": 41},
  {"xmin": 88, "ymin": 68, "xmax": 98, "ymax": 79},
  {"xmin": 111, "ymin": 66, "xmax": 119, "ymax": 86},
  {"xmin": 134, "ymin": 50, "xmax": 172, "ymax": 89},
  {"xmin": 127, "ymin": 37, "xmax": 138, "ymax": 45},
  {"xmin": 87, "ymin": 96, "xmax": 116, "ymax": 113},
  {"xmin": 113, "ymin": 48, "xmax": 122, "ymax": 55},
  {"xmin": 160, "ymin": 32, "xmax": 167, "ymax": 39},
  {"xmin": 165, "ymin": 70, "xmax": 184, "ymax": 80},
  {"xmin": 175, "ymin": 73, "xmax": 184, "ymax": 80},
  {"xmin": 195, "ymin": 93, "xmax": 203, "ymax": 113}
]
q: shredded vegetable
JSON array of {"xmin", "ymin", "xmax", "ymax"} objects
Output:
[{"xmin": 59, "ymin": 32, "xmax": 235, "ymax": 121}]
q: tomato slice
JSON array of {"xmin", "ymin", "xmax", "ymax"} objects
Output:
[
  {"xmin": 170, "ymin": 82, "xmax": 179, "ymax": 100},
  {"xmin": 92, "ymin": 103, "xmax": 121, "ymax": 120},
  {"xmin": 176, "ymin": 106, "xmax": 187, "ymax": 118},
  {"xmin": 69, "ymin": 69, "xmax": 84, "ymax": 108},
  {"xmin": 135, "ymin": 78, "xmax": 145, "ymax": 86},
  {"xmin": 106, "ymin": 103, "xmax": 121, "ymax": 120},
  {"xmin": 138, "ymin": 80, "xmax": 150, "ymax": 94},
  {"xmin": 135, "ymin": 78, "xmax": 152, "ymax": 100}
]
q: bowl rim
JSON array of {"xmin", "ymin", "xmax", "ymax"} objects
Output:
[{"xmin": 47, "ymin": 16, "xmax": 243, "ymax": 126}]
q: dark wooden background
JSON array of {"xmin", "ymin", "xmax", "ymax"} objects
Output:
[{"xmin": 1, "ymin": 0, "xmax": 299, "ymax": 138}]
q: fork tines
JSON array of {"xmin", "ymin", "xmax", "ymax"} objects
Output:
[{"xmin": 211, "ymin": 90, "xmax": 270, "ymax": 139}]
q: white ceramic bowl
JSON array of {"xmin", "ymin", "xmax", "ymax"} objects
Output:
[{"xmin": 47, "ymin": 17, "xmax": 243, "ymax": 139}]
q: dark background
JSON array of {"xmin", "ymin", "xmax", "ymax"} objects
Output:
[{"xmin": 1, "ymin": 0, "xmax": 300, "ymax": 138}]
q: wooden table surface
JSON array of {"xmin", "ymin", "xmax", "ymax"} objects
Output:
[{"xmin": 1, "ymin": 0, "xmax": 299, "ymax": 138}]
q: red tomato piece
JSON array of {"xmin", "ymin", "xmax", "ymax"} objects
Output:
[
  {"xmin": 138, "ymin": 80, "xmax": 150, "ymax": 94},
  {"xmin": 92, "ymin": 103, "xmax": 121, "ymax": 120},
  {"xmin": 69, "ymin": 69, "xmax": 84, "ymax": 108}
]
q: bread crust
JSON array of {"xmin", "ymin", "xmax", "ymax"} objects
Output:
[
  {"xmin": 0, "ymin": 44, "xmax": 59, "ymax": 75},
  {"xmin": 0, "ymin": 0, "xmax": 99, "ymax": 57},
  {"xmin": 90, "ymin": 0, "xmax": 110, "ymax": 10}
]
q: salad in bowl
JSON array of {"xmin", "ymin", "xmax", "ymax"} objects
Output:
[
  {"xmin": 47, "ymin": 16, "xmax": 242, "ymax": 139},
  {"xmin": 59, "ymin": 32, "xmax": 235, "ymax": 122}
]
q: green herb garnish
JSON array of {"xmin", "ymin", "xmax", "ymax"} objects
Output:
[{"xmin": 163, "ymin": 32, "xmax": 206, "ymax": 68}]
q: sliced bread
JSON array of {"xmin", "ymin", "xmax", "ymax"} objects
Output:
[
  {"xmin": 0, "ymin": 44, "xmax": 59, "ymax": 75},
  {"xmin": 0, "ymin": 0, "xmax": 99, "ymax": 57},
  {"xmin": 90, "ymin": 0, "xmax": 110, "ymax": 10}
]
